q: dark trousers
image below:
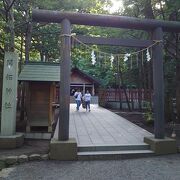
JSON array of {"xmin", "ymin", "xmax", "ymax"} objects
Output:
[
  {"xmin": 76, "ymin": 100, "xmax": 81, "ymax": 110},
  {"xmin": 85, "ymin": 101, "xmax": 90, "ymax": 110}
]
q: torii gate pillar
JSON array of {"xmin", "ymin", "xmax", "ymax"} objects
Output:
[
  {"xmin": 50, "ymin": 19, "xmax": 77, "ymax": 160},
  {"xmin": 152, "ymin": 27, "xmax": 165, "ymax": 139},
  {"xmin": 58, "ymin": 19, "xmax": 71, "ymax": 141},
  {"xmin": 144, "ymin": 27, "xmax": 177, "ymax": 154}
]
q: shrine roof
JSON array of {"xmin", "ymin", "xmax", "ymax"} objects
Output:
[{"xmin": 18, "ymin": 62, "xmax": 100, "ymax": 85}]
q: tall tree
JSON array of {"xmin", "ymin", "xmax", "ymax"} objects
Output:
[
  {"xmin": 122, "ymin": 0, "xmax": 180, "ymax": 121},
  {"xmin": 2, "ymin": 0, "xmax": 15, "ymax": 51}
]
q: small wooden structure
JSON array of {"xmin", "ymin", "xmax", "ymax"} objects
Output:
[
  {"xmin": 70, "ymin": 67, "xmax": 99, "ymax": 96},
  {"xmin": 18, "ymin": 62, "xmax": 100, "ymax": 132}
]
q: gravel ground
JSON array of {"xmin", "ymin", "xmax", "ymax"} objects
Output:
[{"xmin": 1, "ymin": 154, "xmax": 180, "ymax": 180}]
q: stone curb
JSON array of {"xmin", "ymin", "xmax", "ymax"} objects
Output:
[
  {"xmin": 0, "ymin": 153, "xmax": 49, "ymax": 171},
  {"xmin": 0, "ymin": 148, "xmax": 179, "ymax": 171}
]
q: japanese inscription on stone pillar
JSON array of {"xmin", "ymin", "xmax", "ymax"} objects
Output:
[{"xmin": 1, "ymin": 52, "xmax": 18, "ymax": 136}]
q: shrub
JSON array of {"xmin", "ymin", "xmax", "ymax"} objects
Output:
[{"xmin": 143, "ymin": 102, "xmax": 154, "ymax": 125}]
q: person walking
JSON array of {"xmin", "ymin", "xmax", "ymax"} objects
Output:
[
  {"xmin": 74, "ymin": 89, "xmax": 82, "ymax": 111},
  {"xmin": 84, "ymin": 90, "xmax": 91, "ymax": 112}
]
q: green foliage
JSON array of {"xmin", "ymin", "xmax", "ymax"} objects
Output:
[
  {"xmin": 31, "ymin": 24, "xmax": 60, "ymax": 61},
  {"xmin": 164, "ymin": 55, "xmax": 176, "ymax": 96},
  {"xmin": 143, "ymin": 102, "xmax": 154, "ymax": 124},
  {"xmin": 0, "ymin": 0, "xmax": 179, "ymax": 92},
  {"xmin": 28, "ymin": 0, "xmax": 111, "ymax": 61},
  {"xmin": 71, "ymin": 44, "xmax": 116, "ymax": 86},
  {"xmin": 32, "ymin": 0, "xmax": 111, "ymax": 13}
]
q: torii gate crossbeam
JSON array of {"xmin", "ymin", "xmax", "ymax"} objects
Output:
[{"xmin": 32, "ymin": 9, "xmax": 180, "ymax": 32}]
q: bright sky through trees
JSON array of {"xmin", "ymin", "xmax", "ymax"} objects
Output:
[{"xmin": 110, "ymin": 0, "xmax": 124, "ymax": 13}]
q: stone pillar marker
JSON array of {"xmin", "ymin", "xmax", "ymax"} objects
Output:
[
  {"xmin": 1, "ymin": 52, "xmax": 18, "ymax": 136},
  {"xmin": 0, "ymin": 52, "xmax": 24, "ymax": 149}
]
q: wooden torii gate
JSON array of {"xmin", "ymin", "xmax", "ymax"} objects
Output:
[{"xmin": 32, "ymin": 10, "xmax": 180, "ymax": 158}]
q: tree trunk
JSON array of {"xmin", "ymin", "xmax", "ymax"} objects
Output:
[
  {"xmin": 40, "ymin": 52, "xmax": 44, "ymax": 62},
  {"xmin": 168, "ymin": 12, "xmax": 180, "ymax": 123},
  {"xmin": 119, "ymin": 64, "xmax": 131, "ymax": 111},
  {"xmin": 4, "ymin": 0, "xmax": 15, "ymax": 52},
  {"xmin": 143, "ymin": 0, "xmax": 155, "ymax": 19},
  {"xmin": 19, "ymin": 33, "xmax": 23, "ymax": 72},
  {"xmin": 0, "ymin": 61, "xmax": 3, "ymax": 111},
  {"xmin": 138, "ymin": 53, "xmax": 142, "ymax": 110},
  {"xmin": 176, "ymin": 34, "xmax": 180, "ymax": 123},
  {"xmin": 25, "ymin": 22, "xmax": 32, "ymax": 63},
  {"xmin": 25, "ymin": 1, "xmax": 32, "ymax": 63},
  {"xmin": 117, "ymin": 58, "xmax": 122, "ymax": 110}
]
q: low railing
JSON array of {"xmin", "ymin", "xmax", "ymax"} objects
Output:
[{"xmin": 99, "ymin": 88, "xmax": 152, "ymax": 110}]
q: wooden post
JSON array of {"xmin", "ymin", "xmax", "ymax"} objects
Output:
[
  {"xmin": 131, "ymin": 88, "xmax": 134, "ymax": 110},
  {"xmin": 83, "ymin": 83, "xmax": 85, "ymax": 95},
  {"xmin": 58, "ymin": 19, "xmax": 71, "ymax": 141},
  {"xmin": 119, "ymin": 66, "xmax": 131, "ymax": 111},
  {"xmin": 25, "ymin": 82, "xmax": 30, "ymax": 132},
  {"xmin": 152, "ymin": 27, "xmax": 165, "ymax": 139},
  {"xmin": 92, "ymin": 83, "xmax": 95, "ymax": 96},
  {"xmin": 48, "ymin": 83, "xmax": 53, "ymax": 132},
  {"xmin": 138, "ymin": 53, "xmax": 142, "ymax": 110},
  {"xmin": 118, "ymin": 88, "xmax": 122, "ymax": 110}
]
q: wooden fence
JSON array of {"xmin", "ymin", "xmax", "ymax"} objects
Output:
[{"xmin": 98, "ymin": 88, "xmax": 152, "ymax": 110}]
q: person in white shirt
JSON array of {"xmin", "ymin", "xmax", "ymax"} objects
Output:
[
  {"xmin": 74, "ymin": 89, "xmax": 82, "ymax": 111},
  {"xmin": 83, "ymin": 90, "xmax": 91, "ymax": 112}
]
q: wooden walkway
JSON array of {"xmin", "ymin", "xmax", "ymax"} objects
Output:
[{"xmin": 54, "ymin": 104, "xmax": 152, "ymax": 146}]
